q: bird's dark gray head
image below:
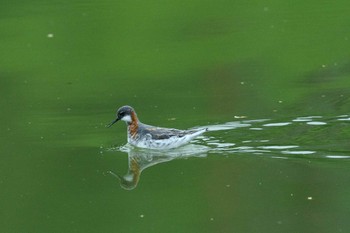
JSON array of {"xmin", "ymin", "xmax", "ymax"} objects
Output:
[
  {"xmin": 106, "ymin": 105, "xmax": 136, "ymax": 127},
  {"xmin": 116, "ymin": 105, "xmax": 135, "ymax": 122}
]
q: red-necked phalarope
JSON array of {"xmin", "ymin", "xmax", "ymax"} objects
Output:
[{"xmin": 107, "ymin": 105, "xmax": 207, "ymax": 149}]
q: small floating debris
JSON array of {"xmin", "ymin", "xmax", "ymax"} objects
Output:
[{"xmin": 234, "ymin": 115, "xmax": 247, "ymax": 119}]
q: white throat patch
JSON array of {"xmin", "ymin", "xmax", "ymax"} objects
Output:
[{"xmin": 121, "ymin": 115, "xmax": 132, "ymax": 123}]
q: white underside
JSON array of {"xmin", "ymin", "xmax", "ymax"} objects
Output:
[{"xmin": 128, "ymin": 128, "xmax": 206, "ymax": 149}]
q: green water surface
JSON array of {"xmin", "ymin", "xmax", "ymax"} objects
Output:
[{"xmin": 1, "ymin": 1, "xmax": 350, "ymax": 233}]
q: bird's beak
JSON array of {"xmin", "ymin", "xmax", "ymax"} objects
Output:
[{"xmin": 106, "ymin": 118, "xmax": 119, "ymax": 128}]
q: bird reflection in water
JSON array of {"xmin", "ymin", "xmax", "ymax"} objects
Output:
[{"xmin": 108, "ymin": 144, "xmax": 209, "ymax": 190}]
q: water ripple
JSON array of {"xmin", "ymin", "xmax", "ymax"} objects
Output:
[
  {"xmin": 263, "ymin": 122, "xmax": 292, "ymax": 127},
  {"xmin": 192, "ymin": 114, "xmax": 350, "ymax": 160}
]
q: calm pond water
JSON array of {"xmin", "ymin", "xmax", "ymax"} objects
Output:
[{"xmin": 1, "ymin": 1, "xmax": 350, "ymax": 233}]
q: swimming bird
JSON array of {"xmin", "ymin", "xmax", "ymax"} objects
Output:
[{"xmin": 107, "ymin": 105, "xmax": 207, "ymax": 149}]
